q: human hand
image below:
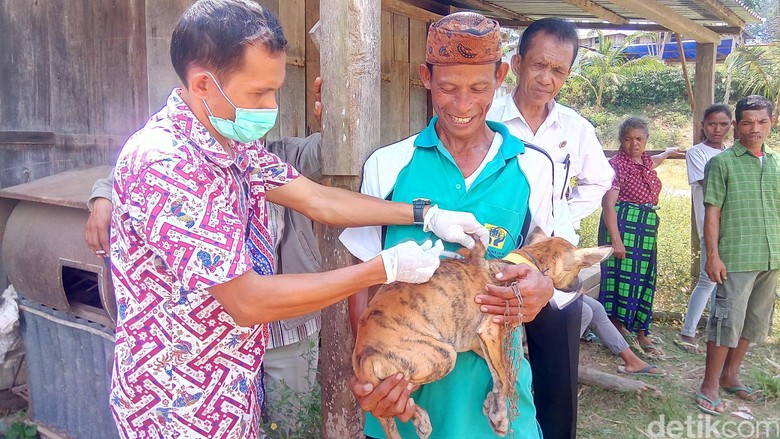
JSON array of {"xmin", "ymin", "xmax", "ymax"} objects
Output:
[
  {"xmin": 611, "ymin": 239, "xmax": 626, "ymax": 259},
  {"xmin": 84, "ymin": 197, "xmax": 112, "ymax": 257},
  {"xmin": 705, "ymin": 255, "xmax": 728, "ymax": 284},
  {"xmin": 313, "ymin": 76, "xmax": 322, "ymax": 124},
  {"xmin": 423, "ymin": 205, "xmax": 489, "ymax": 249},
  {"xmin": 379, "ymin": 239, "xmax": 443, "ymax": 284},
  {"xmin": 475, "ymin": 264, "xmax": 553, "ymax": 324},
  {"xmin": 665, "ymin": 147, "xmax": 686, "ymax": 159},
  {"xmin": 349, "ymin": 374, "xmax": 415, "ymax": 422}
]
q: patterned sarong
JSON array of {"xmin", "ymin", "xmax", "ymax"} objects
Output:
[{"xmin": 597, "ymin": 202, "xmax": 659, "ymax": 333}]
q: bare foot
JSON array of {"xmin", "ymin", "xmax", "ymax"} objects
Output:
[{"xmin": 679, "ymin": 333, "xmax": 697, "ymax": 345}]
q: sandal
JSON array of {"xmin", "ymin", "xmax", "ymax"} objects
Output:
[
  {"xmin": 639, "ymin": 342, "xmax": 667, "ymax": 360},
  {"xmin": 647, "ymin": 334, "xmax": 664, "ymax": 345},
  {"xmin": 581, "ymin": 328, "xmax": 600, "ymax": 343},
  {"xmin": 694, "ymin": 393, "xmax": 723, "ymax": 416},
  {"xmin": 617, "ymin": 364, "xmax": 666, "ymax": 376},
  {"xmin": 673, "ymin": 337, "xmax": 703, "ymax": 354},
  {"xmin": 721, "ymin": 386, "xmax": 759, "ymax": 401}
]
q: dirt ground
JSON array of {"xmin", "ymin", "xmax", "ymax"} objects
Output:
[{"xmin": 577, "ymin": 321, "xmax": 780, "ymax": 438}]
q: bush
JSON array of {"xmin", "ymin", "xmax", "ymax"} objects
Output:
[
  {"xmin": 557, "ymin": 76, "xmax": 595, "ymax": 108},
  {"xmin": 611, "ymin": 67, "xmax": 689, "ymax": 108}
]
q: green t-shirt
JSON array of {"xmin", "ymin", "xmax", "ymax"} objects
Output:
[{"xmin": 365, "ymin": 117, "xmax": 542, "ymax": 439}]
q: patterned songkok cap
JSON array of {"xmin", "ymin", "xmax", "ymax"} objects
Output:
[{"xmin": 425, "ymin": 12, "xmax": 502, "ymax": 65}]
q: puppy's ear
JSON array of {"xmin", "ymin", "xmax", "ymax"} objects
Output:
[
  {"xmin": 524, "ymin": 227, "xmax": 548, "ymax": 246},
  {"xmin": 574, "ymin": 246, "xmax": 613, "ymax": 267}
]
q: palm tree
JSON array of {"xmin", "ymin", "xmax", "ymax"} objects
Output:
[
  {"xmin": 724, "ymin": 44, "xmax": 780, "ymax": 116},
  {"xmin": 576, "ymin": 31, "xmax": 665, "ymax": 110}
]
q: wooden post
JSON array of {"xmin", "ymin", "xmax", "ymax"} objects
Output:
[
  {"xmin": 690, "ymin": 42, "xmax": 716, "ymax": 279},
  {"xmin": 311, "ymin": 0, "xmax": 381, "ymax": 437}
]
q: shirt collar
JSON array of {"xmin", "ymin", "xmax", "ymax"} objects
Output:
[
  {"xmin": 499, "ymin": 92, "xmax": 560, "ymax": 129},
  {"xmin": 414, "ymin": 116, "xmax": 525, "ymax": 158},
  {"xmin": 165, "ymin": 89, "xmax": 253, "ymax": 171},
  {"xmin": 730, "ymin": 140, "xmax": 770, "ymax": 158},
  {"xmin": 614, "ymin": 149, "xmax": 653, "ymax": 168}
]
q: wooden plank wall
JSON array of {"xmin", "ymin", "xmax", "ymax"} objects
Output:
[
  {"xmin": 302, "ymin": 5, "xmax": 431, "ymax": 148},
  {"xmin": 0, "ymin": 0, "xmax": 148, "ymax": 188},
  {"xmin": 382, "ymin": 12, "xmax": 432, "ymax": 146},
  {"xmin": 0, "ymin": 0, "xmax": 431, "ymax": 189},
  {"xmin": 379, "ymin": 12, "xmax": 432, "ymax": 146}
]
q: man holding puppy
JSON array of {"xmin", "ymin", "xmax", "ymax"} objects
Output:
[
  {"xmin": 341, "ymin": 12, "xmax": 554, "ymax": 438},
  {"xmin": 107, "ymin": 1, "xmax": 493, "ymax": 438}
]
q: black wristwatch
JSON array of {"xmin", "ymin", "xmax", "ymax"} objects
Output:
[{"xmin": 413, "ymin": 198, "xmax": 431, "ymax": 226}]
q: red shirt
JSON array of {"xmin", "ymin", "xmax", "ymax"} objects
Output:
[{"xmin": 609, "ymin": 150, "xmax": 662, "ymax": 205}]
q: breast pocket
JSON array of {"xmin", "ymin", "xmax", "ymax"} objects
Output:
[{"xmin": 478, "ymin": 203, "xmax": 524, "ymax": 259}]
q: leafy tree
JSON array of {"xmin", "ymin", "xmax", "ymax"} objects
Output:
[
  {"xmin": 576, "ymin": 31, "xmax": 665, "ymax": 110},
  {"xmin": 724, "ymin": 43, "xmax": 780, "ymax": 116}
]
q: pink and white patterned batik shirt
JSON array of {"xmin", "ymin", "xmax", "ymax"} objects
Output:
[{"xmin": 109, "ymin": 89, "xmax": 298, "ymax": 439}]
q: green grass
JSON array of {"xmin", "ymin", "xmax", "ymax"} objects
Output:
[{"xmin": 577, "ymin": 159, "xmax": 780, "ymax": 438}]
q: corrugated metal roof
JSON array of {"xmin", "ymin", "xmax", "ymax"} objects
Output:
[{"xmin": 431, "ymin": 0, "xmax": 760, "ymax": 31}]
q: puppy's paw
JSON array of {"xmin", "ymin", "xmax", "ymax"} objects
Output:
[
  {"xmin": 412, "ymin": 406, "xmax": 433, "ymax": 439},
  {"xmin": 482, "ymin": 391, "xmax": 509, "ymax": 436}
]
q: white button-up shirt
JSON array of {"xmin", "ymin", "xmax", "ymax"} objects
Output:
[{"xmin": 487, "ymin": 93, "xmax": 614, "ymax": 245}]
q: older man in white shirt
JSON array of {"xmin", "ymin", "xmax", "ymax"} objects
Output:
[{"xmin": 487, "ymin": 18, "xmax": 614, "ymax": 439}]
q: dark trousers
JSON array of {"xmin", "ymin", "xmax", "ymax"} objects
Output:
[{"xmin": 525, "ymin": 296, "xmax": 582, "ymax": 439}]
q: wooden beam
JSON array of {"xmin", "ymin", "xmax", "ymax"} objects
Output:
[
  {"xmin": 605, "ymin": 0, "xmax": 721, "ymax": 43},
  {"xmin": 693, "ymin": 43, "xmax": 716, "ymax": 143},
  {"xmin": 304, "ymin": 0, "xmax": 320, "ymax": 135},
  {"xmin": 676, "ymin": 34, "xmax": 695, "ymax": 111},
  {"xmin": 382, "ymin": 0, "xmax": 441, "ymax": 22},
  {"xmin": 453, "ymin": 0, "xmax": 532, "ymax": 21},
  {"xmin": 497, "ymin": 20, "xmax": 742, "ymax": 35},
  {"xmin": 689, "ymin": 0, "xmax": 745, "ymax": 28},
  {"xmin": 312, "ymin": 0, "xmax": 381, "ymax": 437},
  {"xmin": 690, "ymin": 42, "xmax": 716, "ymax": 279},
  {"xmin": 560, "ymin": 0, "xmax": 628, "ymax": 25}
]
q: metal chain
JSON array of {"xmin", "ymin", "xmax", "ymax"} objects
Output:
[{"xmin": 502, "ymin": 281, "xmax": 525, "ymax": 437}]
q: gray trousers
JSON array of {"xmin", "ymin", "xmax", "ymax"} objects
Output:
[{"xmin": 581, "ymin": 295, "xmax": 630, "ymax": 355}]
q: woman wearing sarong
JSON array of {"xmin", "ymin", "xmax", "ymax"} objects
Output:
[{"xmin": 598, "ymin": 117, "xmax": 683, "ymax": 358}]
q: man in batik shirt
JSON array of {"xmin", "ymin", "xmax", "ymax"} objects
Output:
[{"xmin": 109, "ymin": 1, "xmax": 490, "ymax": 438}]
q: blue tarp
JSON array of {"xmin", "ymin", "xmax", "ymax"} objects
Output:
[{"xmin": 623, "ymin": 38, "xmax": 734, "ymax": 60}]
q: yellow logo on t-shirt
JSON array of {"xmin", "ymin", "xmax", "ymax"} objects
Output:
[{"xmin": 485, "ymin": 223, "xmax": 508, "ymax": 250}]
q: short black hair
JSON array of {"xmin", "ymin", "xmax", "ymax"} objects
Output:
[
  {"xmin": 171, "ymin": 0, "xmax": 287, "ymax": 86},
  {"xmin": 517, "ymin": 18, "xmax": 579, "ymax": 67},
  {"xmin": 735, "ymin": 95, "xmax": 773, "ymax": 123}
]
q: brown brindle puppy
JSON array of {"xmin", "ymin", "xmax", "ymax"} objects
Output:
[{"xmin": 352, "ymin": 232, "xmax": 612, "ymax": 439}]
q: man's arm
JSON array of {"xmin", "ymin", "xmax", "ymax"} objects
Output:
[
  {"xmin": 568, "ymin": 126, "xmax": 614, "ymax": 224},
  {"xmin": 703, "ymin": 204, "xmax": 726, "ymax": 283},
  {"xmin": 267, "ymin": 177, "xmax": 488, "ymax": 249},
  {"xmin": 84, "ymin": 172, "xmax": 114, "ymax": 255},
  {"xmin": 702, "ymin": 158, "xmax": 727, "ymax": 283},
  {"xmin": 266, "ymin": 134, "xmax": 322, "ymax": 181},
  {"xmin": 209, "ymin": 257, "xmax": 386, "ymax": 326}
]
